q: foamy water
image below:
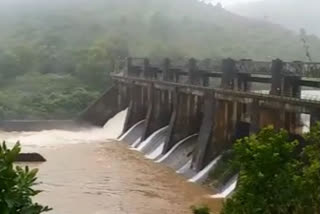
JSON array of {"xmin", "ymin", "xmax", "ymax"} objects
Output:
[{"xmin": 1, "ymin": 110, "xmax": 127, "ymax": 151}]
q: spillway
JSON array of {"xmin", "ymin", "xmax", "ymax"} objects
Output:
[
  {"xmin": 131, "ymin": 137, "xmax": 142, "ymax": 148},
  {"xmin": 157, "ymin": 134, "xmax": 198, "ymax": 171},
  {"xmin": 145, "ymin": 142, "xmax": 165, "ymax": 160},
  {"xmin": 189, "ymin": 155, "xmax": 222, "ymax": 183},
  {"xmin": 103, "ymin": 109, "xmax": 127, "ymax": 138},
  {"xmin": 177, "ymin": 159, "xmax": 197, "ymax": 179},
  {"xmin": 119, "ymin": 120, "xmax": 145, "ymax": 145},
  {"xmin": 137, "ymin": 126, "xmax": 168, "ymax": 154},
  {"xmin": 211, "ymin": 176, "xmax": 238, "ymax": 198}
]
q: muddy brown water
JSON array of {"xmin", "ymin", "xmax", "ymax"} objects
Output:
[{"xmin": 0, "ymin": 111, "xmax": 223, "ymax": 214}]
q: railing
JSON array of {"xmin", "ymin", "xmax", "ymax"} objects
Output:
[
  {"xmin": 236, "ymin": 60, "xmax": 271, "ymax": 75},
  {"xmin": 286, "ymin": 62, "xmax": 320, "ymax": 77},
  {"xmin": 114, "ymin": 57, "xmax": 320, "ymax": 77}
]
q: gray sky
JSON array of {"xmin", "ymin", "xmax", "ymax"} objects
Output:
[
  {"xmin": 0, "ymin": 0, "xmax": 262, "ymax": 7},
  {"xmin": 205, "ymin": 0, "xmax": 261, "ymax": 7},
  {"xmin": 0, "ymin": 0, "xmax": 261, "ymax": 6}
]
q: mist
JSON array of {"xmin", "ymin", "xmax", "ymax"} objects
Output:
[{"xmin": 229, "ymin": 0, "xmax": 320, "ymax": 36}]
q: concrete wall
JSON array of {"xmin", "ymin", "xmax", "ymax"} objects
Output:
[{"xmin": 79, "ymin": 84, "xmax": 128, "ymax": 127}]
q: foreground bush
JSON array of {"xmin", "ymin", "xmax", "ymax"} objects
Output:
[
  {"xmin": 0, "ymin": 142, "xmax": 51, "ymax": 214},
  {"xmin": 222, "ymin": 126, "xmax": 320, "ymax": 214},
  {"xmin": 302, "ymin": 124, "xmax": 320, "ymax": 212}
]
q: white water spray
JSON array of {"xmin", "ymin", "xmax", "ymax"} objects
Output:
[
  {"xmin": 145, "ymin": 142, "xmax": 165, "ymax": 160},
  {"xmin": 156, "ymin": 134, "xmax": 198, "ymax": 163},
  {"xmin": 131, "ymin": 137, "xmax": 142, "ymax": 148},
  {"xmin": 118, "ymin": 120, "xmax": 145, "ymax": 142},
  {"xmin": 1, "ymin": 109, "xmax": 127, "ymax": 150},
  {"xmin": 136, "ymin": 126, "xmax": 168, "ymax": 151}
]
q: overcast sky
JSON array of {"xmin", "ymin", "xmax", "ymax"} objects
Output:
[
  {"xmin": 0, "ymin": 0, "xmax": 261, "ymax": 6},
  {"xmin": 0, "ymin": 0, "xmax": 262, "ymax": 7},
  {"xmin": 206, "ymin": 0, "xmax": 261, "ymax": 7}
]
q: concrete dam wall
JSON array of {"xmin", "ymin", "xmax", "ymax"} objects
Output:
[{"xmin": 78, "ymin": 57, "xmax": 320, "ymax": 196}]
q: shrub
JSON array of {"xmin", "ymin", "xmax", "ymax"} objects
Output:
[
  {"xmin": 301, "ymin": 123, "xmax": 320, "ymax": 212},
  {"xmin": 222, "ymin": 126, "xmax": 320, "ymax": 214},
  {"xmin": 0, "ymin": 141, "xmax": 51, "ymax": 214}
]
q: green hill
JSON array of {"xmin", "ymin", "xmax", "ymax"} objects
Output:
[
  {"xmin": 1, "ymin": 0, "xmax": 320, "ymax": 60},
  {"xmin": 0, "ymin": 0, "xmax": 319, "ymax": 119}
]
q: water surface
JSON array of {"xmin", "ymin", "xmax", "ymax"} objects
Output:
[{"xmin": 1, "ymin": 111, "xmax": 222, "ymax": 214}]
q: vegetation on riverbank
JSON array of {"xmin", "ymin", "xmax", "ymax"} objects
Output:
[
  {"xmin": 0, "ymin": 142, "xmax": 51, "ymax": 213},
  {"xmin": 201, "ymin": 125, "xmax": 320, "ymax": 214}
]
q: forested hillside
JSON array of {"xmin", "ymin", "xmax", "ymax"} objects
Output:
[
  {"xmin": 230, "ymin": 0, "xmax": 320, "ymax": 36},
  {"xmin": 1, "ymin": 0, "xmax": 320, "ymax": 119}
]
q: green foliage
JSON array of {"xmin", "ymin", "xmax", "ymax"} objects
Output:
[
  {"xmin": 0, "ymin": 142, "xmax": 51, "ymax": 214},
  {"xmin": 301, "ymin": 123, "xmax": 320, "ymax": 212},
  {"xmin": 0, "ymin": 84, "xmax": 99, "ymax": 120},
  {"xmin": 191, "ymin": 205, "xmax": 211, "ymax": 214},
  {"xmin": 222, "ymin": 126, "xmax": 320, "ymax": 214}
]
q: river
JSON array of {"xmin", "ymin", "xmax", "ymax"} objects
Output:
[{"xmin": 0, "ymin": 111, "xmax": 222, "ymax": 214}]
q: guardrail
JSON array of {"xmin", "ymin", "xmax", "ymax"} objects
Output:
[{"xmin": 114, "ymin": 57, "xmax": 320, "ymax": 77}]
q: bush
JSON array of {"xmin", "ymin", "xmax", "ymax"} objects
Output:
[
  {"xmin": 222, "ymin": 126, "xmax": 320, "ymax": 214},
  {"xmin": 301, "ymin": 123, "xmax": 320, "ymax": 212},
  {"xmin": 0, "ymin": 142, "xmax": 51, "ymax": 214}
]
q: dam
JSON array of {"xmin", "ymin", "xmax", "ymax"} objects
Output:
[
  {"xmin": 1, "ymin": 57, "xmax": 320, "ymax": 213},
  {"xmin": 80, "ymin": 57, "xmax": 320, "ymax": 190}
]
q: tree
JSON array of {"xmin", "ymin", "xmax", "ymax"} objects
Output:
[
  {"xmin": 0, "ymin": 142, "xmax": 51, "ymax": 214},
  {"xmin": 74, "ymin": 39, "xmax": 128, "ymax": 91},
  {"xmin": 222, "ymin": 126, "xmax": 320, "ymax": 214}
]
